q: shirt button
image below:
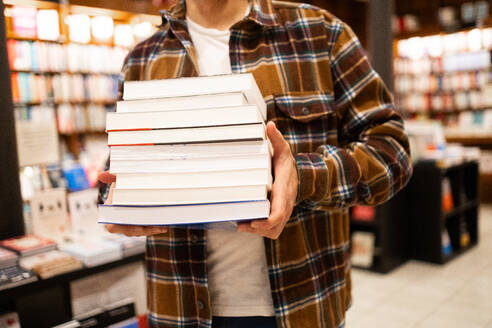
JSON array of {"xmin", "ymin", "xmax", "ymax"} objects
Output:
[
  {"xmin": 301, "ymin": 107, "xmax": 310, "ymax": 115},
  {"xmin": 191, "ymin": 234, "xmax": 199, "ymax": 243},
  {"xmin": 197, "ymin": 300, "xmax": 205, "ymax": 310}
]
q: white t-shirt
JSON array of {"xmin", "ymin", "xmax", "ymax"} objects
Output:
[{"xmin": 186, "ymin": 15, "xmax": 275, "ymax": 317}]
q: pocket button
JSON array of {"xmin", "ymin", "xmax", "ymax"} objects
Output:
[{"xmin": 301, "ymin": 107, "xmax": 310, "ymax": 115}]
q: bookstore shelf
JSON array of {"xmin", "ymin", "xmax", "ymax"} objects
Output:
[
  {"xmin": 0, "ymin": 253, "xmax": 145, "ymax": 327},
  {"xmin": 410, "ymin": 160, "xmax": 479, "ymax": 264},
  {"xmin": 0, "ymin": 253, "xmax": 144, "ymax": 300},
  {"xmin": 349, "ymin": 186, "xmax": 411, "ymax": 274}
]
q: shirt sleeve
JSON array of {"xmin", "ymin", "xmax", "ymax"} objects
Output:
[{"xmin": 294, "ymin": 19, "xmax": 413, "ymax": 210}]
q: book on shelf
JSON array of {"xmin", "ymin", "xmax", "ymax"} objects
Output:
[
  {"xmin": 116, "ymin": 92, "xmax": 248, "ymax": 113},
  {"xmin": 103, "ymin": 235, "xmax": 146, "ymax": 258},
  {"xmin": 105, "ymin": 299, "xmax": 137, "ymax": 328},
  {"xmin": 36, "ymin": 9, "xmax": 60, "ymax": 41},
  {"xmin": 106, "ymin": 105, "xmax": 264, "ymax": 131},
  {"xmin": 30, "ymin": 188, "xmax": 69, "ymax": 243},
  {"xmin": 459, "ymin": 219, "xmax": 471, "ymax": 248},
  {"xmin": 122, "ymin": 73, "xmax": 266, "ymax": 118},
  {"xmin": 0, "ymin": 266, "xmax": 38, "ymax": 291},
  {"xmin": 0, "ymin": 234, "xmax": 57, "ymax": 257},
  {"xmin": 11, "ymin": 6, "xmax": 37, "ymax": 39},
  {"xmin": 52, "ymin": 321, "xmax": 81, "ymax": 328},
  {"xmin": 67, "ymin": 189, "xmax": 107, "ymax": 239},
  {"xmin": 351, "ymin": 205, "xmax": 376, "ymax": 222},
  {"xmin": 98, "ymin": 200, "xmax": 271, "ymax": 226},
  {"xmin": 107, "ymin": 123, "xmax": 266, "ymax": 146},
  {"xmin": 0, "ymin": 312, "xmax": 21, "ymax": 328},
  {"xmin": 350, "ymin": 231, "xmax": 375, "ymax": 268},
  {"xmin": 0, "ymin": 248, "xmax": 19, "ymax": 269},
  {"xmin": 442, "ymin": 177, "xmax": 454, "ymax": 212},
  {"xmin": 19, "ymin": 250, "xmax": 82, "ymax": 279},
  {"xmin": 442, "ymin": 228, "xmax": 452, "ymax": 256},
  {"xmin": 112, "ymin": 184, "xmax": 268, "ymax": 205},
  {"xmin": 59, "ymin": 238, "xmax": 122, "ymax": 267}
]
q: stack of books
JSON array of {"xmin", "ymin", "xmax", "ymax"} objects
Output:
[
  {"xmin": 0, "ymin": 234, "xmax": 57, "ymax": 257},
  {"xmin": 0, "ymin": 248, "xmax": 18, "ymax": 269},
  {"xmin": 99, "ymin": 73, "xmax": 272, "ymax": 227},
  {"xmin": 59, "ymin": 238, "xmax": 122, "ymax": 267}
]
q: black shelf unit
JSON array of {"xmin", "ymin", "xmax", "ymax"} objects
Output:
[
  {"xmin": 0, "ymin": 253, "xmax": 145, "ymax": 328},
  {"xmin": 350, "ymin": 186, "xmax": 411, "ymax": 274},
  {"xmin": 409, "ymin": 160, "xmax": 479, "ymax": 264}
]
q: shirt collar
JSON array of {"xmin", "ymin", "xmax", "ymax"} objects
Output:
[{"xmin": 160, "ymin": 0, "xmax": 280, "ymax": 29}]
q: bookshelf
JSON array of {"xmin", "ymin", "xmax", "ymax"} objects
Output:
[
  {"xmin": 0, "ymin": 253, "xmax": 144, "ymax": 327},
  {"xmin": 2, "ymin": 0, "xmax": 162, "ymax": 234},
  {"xmin": 409, "ymin": 160, "xmax": 479, "ymax": 264},
  {"xmin": 349, "ymin": 187, "xmax": 411, "ymax": 273}
]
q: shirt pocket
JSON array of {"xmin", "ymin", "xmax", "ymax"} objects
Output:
[
  {"xmin": 271, "ymin": 91, "xmax": 338, "ymax": 153},
  {"xmin": 273, "ymin": 91, "xmax": 336, "ymax": 123}
]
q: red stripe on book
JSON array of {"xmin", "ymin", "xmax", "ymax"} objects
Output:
[
  {"xmin": 106, "ymin": 128, "xmax": 153, "ymax": 132},
  {"xmin": 109, "ymin": 143, "xmax": 156, "ymax": 146}
]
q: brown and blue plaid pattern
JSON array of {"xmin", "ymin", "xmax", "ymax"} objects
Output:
[{"xmin": 115, "ymin": 1, "xmax": 412, "ymax": 327}]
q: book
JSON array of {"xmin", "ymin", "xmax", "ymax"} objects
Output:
[
  {"xmin": 0, "ymin": 312, "xmax": 21, "ymax": 328},
  {"xmin": 52, "ymin": 321, "xmax": 81, "ymax": 328},
  {"xmin": 442, "ymin": 177, "xmax": 454, "ymax": 212},
  {"xmin": 351, "ymin": 205, "xmax": 376, "ymax": 222},
  {"xmin": 115, "ymin": 168, "xmax": 272, "ymax": 189},
  {"xmin": 122, "ymin": 73, "xmax": 266, "ymax": 119},
  {"xmin": 107, "ymin": 123, "xmax": 265, "ymax": 146},
  {"xmin": 0, "ymin": 266, "xmax": 38, "ymax": 291},
  {"xmin": 116, "ymin": 92, "xmax": 248, "ymax": 113},
  {"xmin": 0, "ymin": 248, "xmax": 19, "ymax": 269},
  {"xmin": 109, "ymin": 153, "xmax": 271, "ymax": 174},
  {"xmin": 350, "ymin": 231, "xmax": 375, "ymax": 268},
  {"xmin": 110, "ymin": 140, "xmax": 271, "ymax": 161},
  {"xmin": 0, "ymin": 235, "xmax": 57, "ymax": 257},
  {"xmin": 442, "ymin": 228, "xmax": 452, "ymax": 256},
  {"xmin": 103, "ymin": 235, "xmax": 146, "ymax": 257},
  {"xmin": 11, "ymin": 6, "xmax": 37, "ymax": 39},
  {"xmin": 59, "ymin": 238, "xmax": 122, "ymax": 267},
  {"xmin": 105, "ymin": 298, "xmax": 136, "ymax": 326},
  {"xmin": 30, "ymin": 188, "xmax": 69, "ymax": 242},
  {"xmin": 98, "ymin": 199, "xmax": 270, "ymax": 226},
  {"xmin": 112, "ymin": 184, "xmax": 268, "ymax": 205},
  {"xmin": 106, "ymin": 105, "xmax": 264, "ymax": 131},
  {"xmin": 19, "ymin": 250, "xmax": 82, "ymax": 279},
  {"xmin": 67, "ymin": 189, "xmax": 106, "ymax": 238}
]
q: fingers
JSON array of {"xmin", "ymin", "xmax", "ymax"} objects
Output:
[
  {"xmin": 98, "ymin": 171, "xmax": 116, "ymax": 184},
  {"xmin": 106, "ymin": 224, "xmax": 167, "ymax": 237},
  {"xmin": 105, "ymin": 183, "xmax": 115, "ymax": 205},
  {"xmin": 237, "ymin": 221, "xmax": 282, "ymax": 240},
  {"xmin": 266, "ymin": 121, "xmax": 289, "ymax": 158}
]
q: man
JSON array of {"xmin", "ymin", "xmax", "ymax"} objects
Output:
[{"xmin": 99, "ymin": 0, "xmax": 412, "ymax": 327}]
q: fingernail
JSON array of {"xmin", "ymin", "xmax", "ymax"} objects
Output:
[{"xmin": 251, "ymin": 222, "xmax": 260, "ymax": 228}]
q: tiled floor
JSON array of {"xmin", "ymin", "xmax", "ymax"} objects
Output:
[{"xmin": 346, "ymin": 205, "xmax": 492, "ymax": 328}]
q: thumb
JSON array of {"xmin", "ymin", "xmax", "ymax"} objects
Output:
[
  {"xmin": 266, "ymin": 121, "xmax": 288, "ymax": 156},
  {"xmin": 98, "ymin": 171, "xmax": 116, "ymax": 184}
]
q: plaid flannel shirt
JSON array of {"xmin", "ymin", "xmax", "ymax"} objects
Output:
[{"xmin": 114, "ymin": 1, "xmax": 413, "ymax": 327}]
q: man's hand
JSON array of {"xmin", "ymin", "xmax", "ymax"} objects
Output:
[
  {"xmin": 237, "ymin": 121, "xmax": 298, "ymax": 239},
  {"xmin": 97, "ymin": 171, "xmax": 167, "ymax": 236}
]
